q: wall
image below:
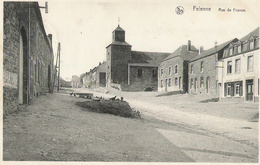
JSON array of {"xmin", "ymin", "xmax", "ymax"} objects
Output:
[
  {"xmin": 188, "ymin": 54, "xmax": 218, "ymax": 96},
  {"xmin": 158, "ymin": 57, "xmax": 185, "ymax": 92},
  {"xmin": 3, "ymin": 2, "xmax": 54, "ymax": 116},
  {"xmin": 110, "ymin": 45, "xmax": 131, "ymax": 85},
  {"xmin": 125, "ymin": 65, "xmax": 158, "ymax": 91},
  {"xmin": 221, "ymin": 49, "xmax": 259, "ymax": 101}
]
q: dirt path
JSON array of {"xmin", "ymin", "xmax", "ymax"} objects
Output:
[
  {"xmin": 3, "ymin": 92, "xmax": 258, "ymax": 162},
  {"xmin": 3, "ymin": 93, "xmax": 194, "ymax": 161}
]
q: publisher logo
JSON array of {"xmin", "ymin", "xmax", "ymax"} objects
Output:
[{"xmin": 176, "ymin": 6, "xmax": 184, "ymax": 15}]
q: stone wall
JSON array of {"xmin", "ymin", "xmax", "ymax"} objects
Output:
[
  {"xmin": 3, "ymin": 2, "xmax": 54, "ymax": 116},
  {"xmin": 188, "ymin": 54, "xmax": 218, "ymax": 96},
  {"xmin": 110, "ymin": 45, "xmax": 131, "ymax": 85},
  {"xmin": 125, "ymin": 65, "xmax": 158, "ymax": 91},
  {"xmin": 158, "ymin": 57, "xmax": 186, "ymax": 92}
]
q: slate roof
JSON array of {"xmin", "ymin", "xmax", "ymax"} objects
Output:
[
  {"xmin": 190, "ymin": 38, "xmax": 238, "ymax": 62},
  {"xmin": 113, "ymin": 25, "xmax": 125, "ymax": 32},
  {"xmin": 163, "ymin": 45, "xmax": 198, "ymax": 61},
  {"xmin": 106, "ymin": 41, "xmax": 131, "ymax": 48},
  {"xmin": 130, "ymin": 51, "xmax": 171, "ymax": 67},
  {"xmin": 240, "ymin": 27, "xmax": 259, "ymax": 42}
]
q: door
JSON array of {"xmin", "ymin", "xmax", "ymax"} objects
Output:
[
  {"xmin": 165, "ymin": 79, "xmax": 168, "ymax": 91},
  {"xmin": 206, "ymin": 77, "xmax": 210, "ymax": 93},
  {"xmin": 194, "ymin": 78, "xmax": 197, "ymax": 93},
  {"xmin": 246, "ymin": 79, "xmax": 253, "ymax": 101}
]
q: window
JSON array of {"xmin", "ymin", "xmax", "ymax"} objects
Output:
[
  {"xmin": 168, "ymin": 78, "xmax": 171, "ymax": 87},
  {"xmin": 161, "ymin": 80, "xmax": 163, "ymax": 87},
  {"xmin": 229, "ymin": 48, "xmax": 233, "ymax": 55},
  {"xmin": 152, "ymin": 69, "xmax": 157, "ymax": 78},
  {"xmin": 249, "ymin": 40, "xmax": 254, "ymax": 50},
  {"xmin": 190, "ymin": 78, "xmax": 194, "ymax": 89},
  {"xmin": 200, "ymin": 77, "xmax": 204, "ymax": 88},
  {"xmin": 137, "ymin": 68, "xmax": 143, "ymax": 78},
  {"xmin": 235, "ymin": 83, "xmax": 240, "ymax": 96},
  {"xmin": 227, "ymin": 61, "xmax": 232, "ymax": 74},
  {"xmin": 175, "ymin": 65, "xmax": 178, "ymax": 74},
  {"xmin": 237, "ymin": 45, "xmax": 242, "ymax": 53},
  {"xmin": 233, "ymin": 46, "xmax": 238, "ymax": 54},
  {"xmin": 190, "ymin": 64, "xmax": 194, "ymax": 74},
  {"xmin": 235, "ymin": 59, "xmax": 241, "ymax": 73},
  {"xmin": 161, "ymin": 69, "xmax": 164, "ymax": 77},
  {"xmin": 200, "ymin": 61, "xmax": 204, "ymax": 72},
  {"xmin": 175, "ymin": 77, "xmax": 178, "ymax": 86},
  {"xmin": 169, "ymin": 67, "xmax": 172, "ymax": 75},
  {"xmin": 247, "ymin": 55, "xmax": 253, "ymax": 71}
]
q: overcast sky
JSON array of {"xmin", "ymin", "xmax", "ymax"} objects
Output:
[{"xmin": 39, "ymin": 0, "xmax": 259, "ymax": 80}]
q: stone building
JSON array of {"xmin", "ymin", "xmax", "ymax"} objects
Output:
[
  {"xmin": 106, "ymin": 25, "xmax": 170, "ymax": 91},
  {"xmin": 71, "ymin": 75, "xmax": 80, "ymax": 88},
  {"xmin": 83, "ymin": 62, "xmax": 106, "ymax": 88},
  {"xmin": 219, "ymin": 27, "xmax": 259, "ymax": 102},
  {"xmin": 188, "ymin": 38, "xmax": 238, "ymax": 97},
  {"xmin": 3, "ymin": 2, "xmax": 54, "ymax": 116},
  {"xmin": 158, "ymin": 41, "xmax": 198, "ymax": 92}
]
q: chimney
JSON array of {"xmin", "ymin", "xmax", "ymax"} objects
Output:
[
  {"xmin": 187, "ymin": 40, "xmax": 191, "ymax": 51},
  {"xmin": 199, "ymin": 46, "xmax": 204, "ymax": 54},
  {"xmin": 99, "ymin": 62, "xmax": 101, "ymax": 66}
]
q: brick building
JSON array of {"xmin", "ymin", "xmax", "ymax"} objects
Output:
[
  {"xmin": 106, "ymin": 25, "xmax": 170, "ymax": 91},
  {"xmin": 219, "ymin": 27, "xmax": 259, "ymax": 102},
  {"xmin": 158, "ymin": 41, "xmax": 198, "ymax": 92},
  {"xmin": 3, "ymin": 2, "xmax": 54, "ymax": 116},
  {"xmin": 83, "ymin": 62, "xmax": 106, "ymax": 88},
  {"xmin": 188, "ymin": 38, "xmax": 238, "ymax": 97}
]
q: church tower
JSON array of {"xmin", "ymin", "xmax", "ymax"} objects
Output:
[{"xmin": 106, "ymin": 25, "xmax": 132, "ymax": 87}]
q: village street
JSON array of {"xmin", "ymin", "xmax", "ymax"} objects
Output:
[{"xmin": 3, "ymin": 88, "xmax": 258, "ymax": 162}]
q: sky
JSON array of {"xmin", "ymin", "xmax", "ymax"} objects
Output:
[{"xmin": 38, "ymin": 0, "xmax": 260, "ymax": 81}]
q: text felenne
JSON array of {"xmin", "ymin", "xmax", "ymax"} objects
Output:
[{"xmin": 193, "ymin": 6, "xmax": 211, "ymax": 11}]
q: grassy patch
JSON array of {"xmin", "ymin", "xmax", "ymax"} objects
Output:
[{"xmin": 75, "ymin": 100, "xmax": 141, "ymax": 118}]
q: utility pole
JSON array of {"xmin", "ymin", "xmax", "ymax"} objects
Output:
[
  {"xmin": 53, "ymin": 42, "xmax": 61, "ymax": 92},
  {"xmin": 57, "ymin": 43, "xmax": 61, "ymax": 92}
]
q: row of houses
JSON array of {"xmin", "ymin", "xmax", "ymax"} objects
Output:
[
  {"xmin": 158, "ymin": 28, "xmax": 259, "ymax": 102},
  {"xmin": 3, "ymin": 2, "xmax": 55, "ymax": 116},
  {"xmin": 81, "ymin": 25, "xmax": 258, "ymax": 102}
]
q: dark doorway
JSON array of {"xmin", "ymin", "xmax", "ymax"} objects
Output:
[
  {"xmin": 246, "ymin": 79, "xmax": 254, "ymax": 101},
  {"xmin": 19, "ymin": 27, "xmax": 29, "ymax": 104}
]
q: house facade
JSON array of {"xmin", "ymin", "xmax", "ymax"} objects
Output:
[
  {"xmin": 106, "ymin": 25, "xmax": 170, "ymax": 91},
  {"xmin": 83, "ymin": 62, "xmax": 106, "ymax": 88},
  {"xmin": 3, "ymin": 2, "xmax": 54, "ymax": 116},
  {"xmin": 219, "ymin": 27, "xmax": 259, "ymax": 102},
  {"xmin": 188, "ymin": 39, "xmax": 238, "ymax": 97},
  {"xmin": 158, "ymin": 41, "xmax": 198, "ymax": 92},
  {"xmin": 71, "ymin": 75, "xmax": 80, "ymax": 88}
]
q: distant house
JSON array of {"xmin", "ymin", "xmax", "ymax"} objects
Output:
[
  {"xmin": 106, "ymin": 25, "xmax": 170, "ymax": 91},
  {"xmin": 71, "ymin": 75, "xmax": 80, "ymax": 88},
  {"xmin": 219, "ymin": 27, "xmax": 259, "ymax": 102},
  {"xmin": 158, "ymin": 41, "xmax": 198, "ymax": 92},
  {"xmin": 188, "ymin": 38, "xmax": 238, "ymax": 97},
  {"xmin": 83, "ymin": 62, "xmax": 106, "ymax": 88}
]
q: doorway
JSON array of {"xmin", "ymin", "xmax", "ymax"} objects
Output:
[
  {"xmin": 246, "ymin": 79, "xmax": 253, "ymax": 101},
  {"xmin": 194, "ymin": 78, "xmax": 197, "ymax": 93},
  {"xmin": 19, "ymin": 27, "xmax": 29, "ymax": 104}
]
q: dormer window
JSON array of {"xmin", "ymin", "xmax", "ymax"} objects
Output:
[
  {"xmin": 233, "ymin": 45, "xmax": 238, "ymax": 54},
  {"xmin": 230, "ymin": 48, "xmax": 233, "ymax": 55},
  {"xmin": 242, "ymin": 41, "xmax": 249, "ymax": 52},
  {"xmin": 237, "ymin": 44, "xmax": 242, "ymax": 53},
  {"xmin": 249, "ymin": 40, "xmax": 254, "ymax": 50}
]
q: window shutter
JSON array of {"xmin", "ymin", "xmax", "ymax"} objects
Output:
[
  {"xmin": 231, "ymin": 82, "xmax": 234, "ymax": 97},
  {"xmin": 239, "ymin": 81, "xmax": 243, "ymax": 96},
  {"xmin": 224, "ymin": 83, "xmax": 227, "ymax": 96}
]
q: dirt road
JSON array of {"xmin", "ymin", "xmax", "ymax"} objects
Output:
[{"xmin": 3, "ymin": 92, "xmax": 258, "ymax": 162}]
